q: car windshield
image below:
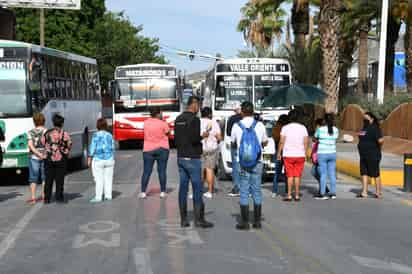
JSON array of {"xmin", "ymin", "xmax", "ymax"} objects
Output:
[
  {"xmin": 215, "ymin": 75, "xmax": 252, "ymax": 110},
  {"xmin": 255, "ymin": 75, "xmax": 290, "ymax": 110},
  {"xmin": 0, "ymin": 60, "xmax": 28, "ymax": 117}
]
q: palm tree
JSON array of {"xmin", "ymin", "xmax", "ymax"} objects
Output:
[
  {"xmin": 319, "ymin": 0, "xmax": 342, "ymax": 113},
  {"xmin": 346, "ymin": 0, "xmax": 378, "ymax": 95},
  {"xmin": 291, "ymin": 0, "xmax": 310, "ymax": 50},
  {"xmin": 237, "ymin": 0, "xmax": 286, "ymax": 51}
]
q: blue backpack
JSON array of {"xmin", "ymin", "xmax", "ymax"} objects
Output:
[{"xmin": 238, "ymin": 120, "xmax": 261, "ymax": 169}]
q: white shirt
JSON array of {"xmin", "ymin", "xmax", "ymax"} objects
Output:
[
  {"xmin": 231, "ymin": 117, "xmax": 268, "ymax": 160},
  {"xmin": 200, "ymin": 118, "xmax": 221, "ymax": 152}
]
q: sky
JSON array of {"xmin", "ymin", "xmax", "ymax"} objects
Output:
[{"xmin": 105, "ymin": 0, "xmax": 249, "ymax": 74}]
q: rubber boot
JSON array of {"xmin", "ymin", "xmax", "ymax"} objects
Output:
[
  {"xmin": 236, "ymin": 205, "xmax": 250, "ymax": 230},
  {"xmin": 253, "ymin": 204, "xmax": 262, "ymax": 229},
  {"xmin": 194, "ymin": 203, "xmax": 214, "ymax": 228},
  {"xmin": 179, "ymin": 203, "xmax": 190, "ymax": 228}
]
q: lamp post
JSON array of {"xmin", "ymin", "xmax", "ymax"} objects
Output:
[{"xmin": 377, "ymin": 0, "xmax": 389, "ymax": 104}]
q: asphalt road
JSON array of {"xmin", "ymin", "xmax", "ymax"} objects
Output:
[{"xmin": 0, "ymin": 149, "xmax": 412, "ymax": 274}]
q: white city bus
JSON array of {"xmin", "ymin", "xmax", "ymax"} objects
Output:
[
  {"xmin": 111, "ymin": 64, "xmax": 180, "ymax": 148},
  {"xmin": 0, "ymin": 40, "xmax": 101, "ymax": 173},
  {"xmin": 202, "ymin": 58, "xmax": 292, "ymax": 179}
]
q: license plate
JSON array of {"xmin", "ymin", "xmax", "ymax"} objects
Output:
[{"xmin": 3, "ymin": 158, "xmax": 18, "ymax": 167}]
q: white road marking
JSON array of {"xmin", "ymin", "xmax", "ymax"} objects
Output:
[
  {"xmin": 0, "ymin": 202, "xmax": 42, "ymax": 260},
  {"xmin": 72, "ymin": 233, "xmax": 121, "ymax": 248},
  {"xmin": 134, "ymin": 248, "xmax": 154, "ymax": 274},
  {"xmin": 352, "ymin": 255, "xmax": 412, "ymax": 274},
  {"xmin": 79, "ymin": 221, "xmax": 120, "ymax": 234}
]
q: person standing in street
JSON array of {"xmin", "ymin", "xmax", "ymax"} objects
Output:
[
  {"xmin": 357, "ymin": 112, "xmax": 384, "ymax": 199},
  {"xmin": 271, "ymin": 114, "xmax": 289, "ymax": 198},
  {"xmin": 88, "ymin": 118, "xmax": 115, "ymax": 203},
  {"xmin": 200, "ymin": 107, "xmax": 222, "ymax": 199},
  {"xmin": 314, "ymin": 114, "xmax": 339, "ymax": 200},
  {"xmin": 175, "ymin": 96, "xmax": 214, "ymax": 228},
  {"xmin": 27, "ymin": 113, "xmax": 47, "ymax": 204},
  {"xmin": 231, "ymin": 101, "xmax": 268, "ymax": 230},
  {"xmin": 139, "ymin": 106, "xmax": 170, "ymax": 199},
  {"xmin": 277, "ymin": 110, "xmax": 308, "ymax": 202},
  {"xmin": 0, "ymin": 126, "xmax": 4, "ymax": 167},
  {"xmin": 42, "ymin": 114, "xmax": 72, "ymax": 204},
  {"xmin": 227, "ymin": 103, "xmax": 242, "ymax": 197}
]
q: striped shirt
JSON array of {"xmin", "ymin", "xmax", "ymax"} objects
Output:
[{"xmin": 314, "ymin": 126, "xmax": 339, "ymax": 154}]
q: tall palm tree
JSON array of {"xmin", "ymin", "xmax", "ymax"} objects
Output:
[
  {"xmin": 291, "ymin": 0, "xmax": 310, "ymax": 50},
  {"xmin": 237, "ymin": 0, "xmax": 285, "ymax": 51},
  {"xmin": 346, "ymin": 0, "xmax": 378, "ymax": 95},
  {"xmin": 319, "ymin": 0, "xmax": 342, "ymax": 113}
]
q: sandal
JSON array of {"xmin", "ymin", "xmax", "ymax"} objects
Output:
[
  {"xmin": 26, "ymin": 198, "xmax": 36, "ymax": 205},
  {"xmin": 356, "ymin": 193, "xmax": 368, "ymax": 199},
  {"xmin": 294, "ymin": 196, "xmax": 301, "ymax": 202},
  {"xmin": 374, "ymin": 193, "xmax": 383, "ymax": 199},
  {"xmin": 283, "ymin": 196, "xmax": 293, "ymax": 202}
]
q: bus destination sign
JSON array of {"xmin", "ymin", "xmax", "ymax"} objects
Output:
[
  {"xmin": 116, "ymin": 67, "xmax": 176, "ymax": 78},
  {"xmin": 216, "ymin": 63, "xmax": 289, "ymax": 73},
  {"xmin": 0, "ymin": 61, "xmax": 24, "ymax": 70}
]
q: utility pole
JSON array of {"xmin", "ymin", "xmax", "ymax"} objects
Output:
[
  {"xmin": 377, "ymin": 0, "xmax": 389, "ymax": 104},
  {"xmin": 40, "ymin": 8, "xmax": 45, "ymax": 47}
]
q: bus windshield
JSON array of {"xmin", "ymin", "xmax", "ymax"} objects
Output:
[
  {"xmin": 114, "ymin": 78, "xmax": 179, "ymax": 112},
  {"xmin": 0, "ymin": 60, "xmax": 28, "ymax": 117},
  {"xmin": 215, "ymin": 75, "xmax": 252, "ymax": 110},
  {"xmin": 255, "ymin": 74, "xmax": 290, "ymax": 110}
]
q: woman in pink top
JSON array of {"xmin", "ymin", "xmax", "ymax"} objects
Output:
[
  {"xmin": 277, "ymin": 110, "xmax": 309, "ymax": 202},
  {"xmin": 139, "ymin": 107, "xmax": 170, "ymax": 199}
]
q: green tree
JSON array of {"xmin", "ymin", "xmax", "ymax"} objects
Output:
[
  {"xmin": 14, "ymin": 3, "xmax": 166, "ymax": 91},
  {"xmin": 94, "ymin": 12, "xmax": 166, "ymax": 87},
  {"xmin": 237, "ymin": 0, "xmax": 286, "ymax": 51}
]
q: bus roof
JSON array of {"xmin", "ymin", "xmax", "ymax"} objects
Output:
[
  {"xmin": 116, "ymin": 63, "xmax": 176, "ymax": 69},
  {"xmin": 215, "ymin": 58, "xmax": 289, "ymax": 65},
  {"xmin": 0, "ymin": 39, "xmax": 97, "ymax": 65}
]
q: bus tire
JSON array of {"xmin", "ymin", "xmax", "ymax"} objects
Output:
[
  {"xmin": 80, "ymin": 130, "xmax": 89, "ymax": 169},
  {"xmin": 217, "ymin": 156, "xmax": 230, "ymax": 181}
]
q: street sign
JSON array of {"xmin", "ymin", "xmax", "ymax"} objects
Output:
[{"xmin": 0, "ymin": 0, "xmax": 80, "ymax": 9}]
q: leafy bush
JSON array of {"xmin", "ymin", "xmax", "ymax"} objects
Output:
[{"xmin": 339, "ymin": 94, "xmax": 412, "ymax": 120}]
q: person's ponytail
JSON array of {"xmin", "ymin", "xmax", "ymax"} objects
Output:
[{"xmin": 325, "ymin": 113, "xmax": 335, "ymax": 135}]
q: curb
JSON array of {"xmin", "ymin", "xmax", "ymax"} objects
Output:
[{"xmin": 336, "ymin": 159, "xmax": 403, "ymax": 187}]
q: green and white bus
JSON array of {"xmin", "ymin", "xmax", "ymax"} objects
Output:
[{"xmin": 0, "ymin": 40, "xmax": 101, "ymax": 174}]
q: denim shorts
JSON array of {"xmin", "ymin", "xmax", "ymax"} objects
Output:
[{"xmin": 28, "ymin": 158, "xmax": 46, "ymax": 183}]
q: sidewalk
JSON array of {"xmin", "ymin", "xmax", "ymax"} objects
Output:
[{"xmin": 336, "ymin": 143, "xmax": 404, "ymax": 187}]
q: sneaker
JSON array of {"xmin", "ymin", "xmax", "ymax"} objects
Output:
[
  {"xmin": 314, "ymin": 195, "xmax": 329, "ymax": 200},
  {"xmin": 271, "ymin": 193, "xmax": 280, "ymax": 198},
  {"xmin": 160, "ymin": 192, "xmax": 167, "ymax": 199},
  {"xmin": 227, "ymin": 188, "xmax": 240, "ymax": 197},
  {"xmin": 90, "ymin": 198, "xmax": 102, "ymax": 203},
  {"xmin": 138, "ymin": 192, "xmax": 147, "ymax": 199},
  {"xmin": 330, "ymin": 195, "xmax": 337, "ymax": 200},
  {"xmin": 203, "ymin": 192, "xmax": 213, "ymax": 199}
]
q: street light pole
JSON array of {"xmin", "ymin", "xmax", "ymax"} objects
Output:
[
  {"xmin": 377, "ymin": 0, "xmax": 389, "ymax": 104},
  {"xmin": 40, "ymin": 8, "xmax": 45, "ymax": 47}
]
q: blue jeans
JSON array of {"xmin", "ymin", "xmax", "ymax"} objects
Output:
[
  {"xmin": 272, "ymin": 157, "xmax": 283, "ymax": 194},
  {"xmin": 230, "ymin": 147, "xmax": 240, "ymax": 190},
  {"xmin": 318, "ymin": 153, "xmax": 337, "ymax": 195},
  {"xmin": 239, "ymin": 163, "xmax": 263, "ymax": 206},
  {"xmin": 178, "ymin": 158, "xmax": 203, "ymax": 206},
  {"xmin": 29, "ymin": 158, "xmax": 46, "ymax": 183},
  {"xmin": 141, "ymin": 148, "xmax": 169, "ymax": 193}
]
